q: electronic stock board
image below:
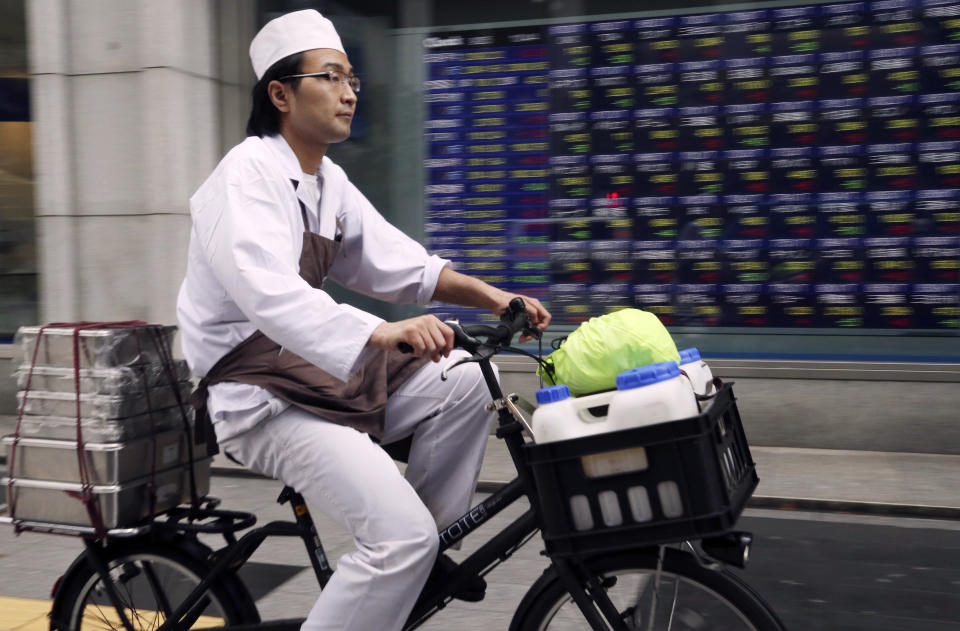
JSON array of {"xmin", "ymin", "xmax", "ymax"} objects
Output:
[{"xmin": 423, "ymin": 1, "xmax": 960, "ymax": 330}]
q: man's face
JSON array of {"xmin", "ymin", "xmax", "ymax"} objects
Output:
[{"xmin": 279, "ymin": 48, "xmax": 357, "ymax": 148}]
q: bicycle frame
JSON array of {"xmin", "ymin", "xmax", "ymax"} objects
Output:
[{"xmin": 76, "ymin": 352, "xmax": 634, "ymax": 631}]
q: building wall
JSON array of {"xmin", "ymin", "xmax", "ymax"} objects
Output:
[{"xmin": 26, "ymin": 0, "xmax": 256, "ymax": 327}]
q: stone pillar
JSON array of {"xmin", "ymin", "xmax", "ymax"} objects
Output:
[{"xmin": 26, "ymin": 0, "xmax": 256, "ymax": 326}]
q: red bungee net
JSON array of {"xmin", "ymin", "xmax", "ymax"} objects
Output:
[{"xmin": 8, "ymin": 321, "xmax": 196, "ymax": 539}]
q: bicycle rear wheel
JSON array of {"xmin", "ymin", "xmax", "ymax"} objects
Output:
[
  {"xmin": 510, "ymin": 546, "xmax": 785, "ymax": 631},
  {"xmin": 50, "ymin": 539, "xmax": 259, "ymax": 630}
]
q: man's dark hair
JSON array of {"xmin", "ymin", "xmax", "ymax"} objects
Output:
[{"xmin": 246, "ymin": 52, "xmax": 305, "ymax": 137}]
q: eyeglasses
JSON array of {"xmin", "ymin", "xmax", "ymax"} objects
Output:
[{"xmin": 277, "ymin": 70, "xmax": 361, "ymax": 94}]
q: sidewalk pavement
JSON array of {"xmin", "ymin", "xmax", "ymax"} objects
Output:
[{"xmin": 3, "ymin": 415, "xmax": 959, "ymax": 519}]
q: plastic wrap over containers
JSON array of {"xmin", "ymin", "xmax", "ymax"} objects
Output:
[{"xmin": 3, "ymin": 324, "xmax": 211, "ymax": 529}]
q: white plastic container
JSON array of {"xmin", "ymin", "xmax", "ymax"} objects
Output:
[
  {"xmin": 531, "ymin": 361, "xmax": 699, "ymax": 446},
  {"xmin": 530, "ymin": 386, "xmax": 618, "ymax": 444},
  {"xmin": 678, "ymin": 347, "xmax": 715, "ymax": 397},
  {"xmin": 607, "ymin": 361, "xmax": 699, "ymax": 432}
]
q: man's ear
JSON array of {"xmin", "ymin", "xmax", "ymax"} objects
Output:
[{"xmin": 267, "ymin": 80, "xmax": 291, "ymax": 113}]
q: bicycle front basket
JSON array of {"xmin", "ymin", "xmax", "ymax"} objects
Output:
[{"xmin": 524, "ymin": 384, "xmax": 758, "ymax": 557}]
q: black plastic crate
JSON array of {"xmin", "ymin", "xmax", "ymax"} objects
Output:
[{"xmin": 523, "ymin": 384, "xmax": 757, "ymax": 557}]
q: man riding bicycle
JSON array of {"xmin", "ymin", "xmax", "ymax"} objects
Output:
[{"xmin": 176, "ymin": 9, "xmax": 550, "ymax": 631}]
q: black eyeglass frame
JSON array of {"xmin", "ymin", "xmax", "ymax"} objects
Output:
[{"xmin": 277, "ymin": 71, "xmax": 361, "ymax": 94}]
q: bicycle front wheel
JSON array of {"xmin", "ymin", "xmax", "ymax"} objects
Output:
[
  {"xmin": 510, "ymin": 546, "xmax": 785, "ymax": 631},
  {"xmin": 50, "ymin": 539, "xmax": 259, "ymax": 630}
]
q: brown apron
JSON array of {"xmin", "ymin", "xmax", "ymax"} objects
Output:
[{"xmin": 191, "ymin": 179, "xmax": 428, "ymax": 453}]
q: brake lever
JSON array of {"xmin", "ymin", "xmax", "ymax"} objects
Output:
[
  {"xmin": 520, "ymin": 324, "xmax": 542, "ymax": 342},
  {"xmin": 440, "ymin": 343, "xmax": 496, "ymax": 380},
  {"xmin": 441, "ymin": 355, "xmax": 477, "ymax": 381}
]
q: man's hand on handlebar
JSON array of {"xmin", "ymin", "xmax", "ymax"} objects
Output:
[
  {"xmin": 369, "ymin": 315, "xmax": 454, "ymax": 362},
  {"xmin": 374, "ymin": 290, "xmax": 549, "ymax": 360},
  {"xmin": 493, "ymin": 292, "xmax": 551, "ymax": 343}
]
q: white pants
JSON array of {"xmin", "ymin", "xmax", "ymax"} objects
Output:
[{"xmin": 218, "ymin": 351, "xmax": 495, "ymax": 631}]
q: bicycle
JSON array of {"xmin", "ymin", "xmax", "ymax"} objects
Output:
[{"xmin": 25, "ymin": 298, "xmax": 786, "ymax": 630}]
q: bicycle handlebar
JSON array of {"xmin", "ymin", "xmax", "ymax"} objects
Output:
[
  {"xmin": 449, "ymin": 297, "xmax": 535, "ymax": 355},
  {"xmin": 396, "ymin": 297, "xmax": 536, "ymax": 357}
]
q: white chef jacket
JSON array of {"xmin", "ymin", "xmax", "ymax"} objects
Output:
[{"xmin": 177, "ymin": 134, "xmax": 449, "ymax": 440}]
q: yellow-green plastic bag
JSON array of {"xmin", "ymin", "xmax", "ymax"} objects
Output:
[{"xmin": 538, "ymin": 309, "xmax": 680, "ymax": 396}]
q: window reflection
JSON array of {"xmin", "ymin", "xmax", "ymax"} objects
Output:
[{"xmin": 0, "ymin": 1, "xmax": 35, "ymax": 341}]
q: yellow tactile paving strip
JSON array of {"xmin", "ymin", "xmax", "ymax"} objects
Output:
[
  {"xmin": 0, "ymin": 596, "xmax": 225, "ymax": 630},
  {"xmin": 0, "ymin": 596, "xmax": 51, "ymax": 631}
]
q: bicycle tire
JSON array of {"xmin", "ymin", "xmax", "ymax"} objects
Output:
[
  {"xmin": 509, "ymin": 547, "xmax": 786, "ymax": 631},
  {"xmin": 49, "ymin": 538, "xmax": 260, "ymax": 631}
]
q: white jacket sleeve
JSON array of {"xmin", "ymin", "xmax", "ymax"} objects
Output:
[
  {"xmin": 328, "ymin": 171, "xmax": 449, "ymax": 305},
  {"xmin": 191, "ymin": 160, "xmax": 383, "ymax": 383}
]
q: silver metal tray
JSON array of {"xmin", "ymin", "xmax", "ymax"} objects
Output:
[
  {"xmin": 14, "ymin": 362, "xmax": 191, "ymax": 395},
  {"xmin": 13, "ymin": 406, "xmax": 190, "ymax": 442},
  {"xmin": 3, "ymin": 429, "xmax": 195, "ymax": 485},
  {"xmin": 16, "ymin": 381, "xmax": 193, "ymax": 420},
  {"xmin": 2, "ymin": 459, "xmax": 211, "ymax": 528},
  {"xmin": 16, "ymin": 325, "xmax": 177, "ymax": 369}
]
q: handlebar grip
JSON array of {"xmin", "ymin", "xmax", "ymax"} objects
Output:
[
  {"xmin": 495, "ymin": 296, "xmax": 532, "ymax": 343},
  {"xmin": 502, "ymin": 297, "xmax": 529, "ymax": 329},
  {"xmin": 448, "ymin": 320, "xmax": 482, "ymax": 353}
]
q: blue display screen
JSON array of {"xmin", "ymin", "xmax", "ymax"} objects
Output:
[{"xmin": 423, "ymin": 1, "xmax": 960, "ymax": 330}]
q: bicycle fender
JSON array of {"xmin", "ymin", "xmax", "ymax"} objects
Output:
[
  {"xmin": 49, "ymin": 534, "xmax": 260, "ymax": 630},
  {"xmin": 509, "ymin": 562, "xmax": 561, "ymax": 631},
  {"xmin": 508, "ymin": 550, "xmax": 657, "ymax": 631}
]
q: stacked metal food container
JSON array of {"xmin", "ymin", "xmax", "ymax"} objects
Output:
[{"xmin": 3, "ymin": 324, "xmax": 211, "ymax": 529}]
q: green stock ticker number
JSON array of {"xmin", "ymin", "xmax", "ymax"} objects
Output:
[{"xmin": 515, "ymin": 261, "xmax": 549, "ymax": 270}]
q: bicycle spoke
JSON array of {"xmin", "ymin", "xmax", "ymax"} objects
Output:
[
  {"xmin": 116, "ymin": 565, "xmax": 145, "ymax": 630},
  {"xmin": 89, "ymin": 599, "xmax": 120, "ymax": 630},
  {"xmin": 64, "ymin": 549, "xmax": 240, "ymax": 631},
  {"xmin": 665, "ymin": 578, "xmax": 680, "ymax": 631},
  {"xmin": 125, "ymin": 564, "xmax": 157, "ymax": 631},
  {"xmin": 645, "ymin": 547, "xmax": 665, "ymax": 631},
  {"xmin": 95, "ymin": 580, "xmax": 139, "ymax": 631},
  {"xmin": 142, "ymin": 560, "xmax": 175, "ymax": 620},
  {"xmin": 522, "ymin": 548, "xmax": 782, "ymax": 631},
  {"xmin": 87, "ymin": 602, "xmax": 108, "ymax": 630}
]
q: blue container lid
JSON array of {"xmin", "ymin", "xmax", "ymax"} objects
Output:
[
  {"xmin": 616, "ymin": 361, "xmax": 682, "ymax": 390},
  {"xmin": 678, "ymin": 347, "xmax": 701, "ymax": 364},
  {"xmin": 536, "ymin": 384, "xmax": 571, "ymax": 404}
]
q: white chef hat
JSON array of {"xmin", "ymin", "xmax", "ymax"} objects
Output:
[{"xmin": 249, "ymin": 9, "xmax": 345, "ymax": 81}]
